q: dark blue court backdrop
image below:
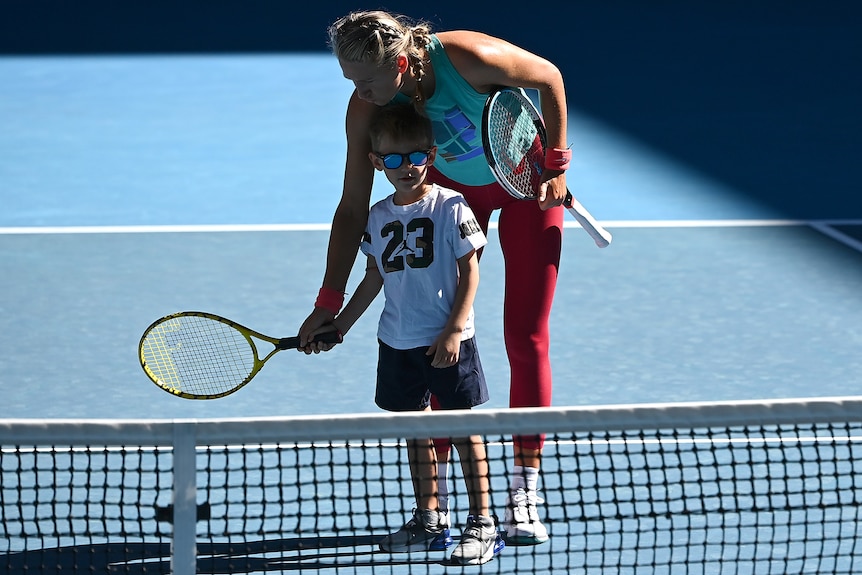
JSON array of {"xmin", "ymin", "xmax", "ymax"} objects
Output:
[{"xmin": 3, "ymin": 0, "xmax": 861, "ymax": 219}]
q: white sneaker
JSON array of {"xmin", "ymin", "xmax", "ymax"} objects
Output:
[
  {"xmin": 504, "ymin": 488, "xmax": 549, "ymax": 545},
  {"xmin": 449, "ymin": 515, "xmax": 503, "ymax": 565}
]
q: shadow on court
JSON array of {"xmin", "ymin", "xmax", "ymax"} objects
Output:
[
  {"xmin": 3, "ymin": 535, "xmax": 455, "ymax": 574},
  {"xmin": 2, "ymin": 542, "xmax": 170, "ymax": 574}
]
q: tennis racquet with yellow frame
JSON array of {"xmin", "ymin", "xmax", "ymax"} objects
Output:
[{"xmin": 138, "ymin": 311, "xmax": 342, "ymax": 400}]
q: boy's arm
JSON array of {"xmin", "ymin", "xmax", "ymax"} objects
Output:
[
  {"xmin": 331, "ymin": 255, "xmax": 383, "ymax": 336},
  {"xmin": 428, "ymin": 249, "xmax": 480, "ymax": 368}
]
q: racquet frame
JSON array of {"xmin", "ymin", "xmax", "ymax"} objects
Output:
[
  {"xmin": 138, "ymin": 311, "xmax": 341, "ymax": 400},
  {"xmin": 482, "ymin": 87, "xmax": 612, "ymax": 248}
]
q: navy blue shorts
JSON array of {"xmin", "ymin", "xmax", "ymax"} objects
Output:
[{"xmin": 375, "ymin": 337, "xmax": 489, "ymax": 412}]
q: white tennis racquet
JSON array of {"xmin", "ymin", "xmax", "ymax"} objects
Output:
[{"xmin": 482, "ymin": 87, "xmax": 612, "ymax": 248}]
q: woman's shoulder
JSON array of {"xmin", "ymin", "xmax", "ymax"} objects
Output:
[
  {"xmin": 432, "ymin": 30, "xmax": 517, "ymax": 86},
  {"xmin": 435, "ymin": 30, "xmax": 504, "ymax": 58},
  {"xmin": 436, "ymin": 29, "xmax": 498, "ymax": 46}
]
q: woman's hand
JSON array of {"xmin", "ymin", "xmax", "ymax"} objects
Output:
[
  {"xmin": 298, "ymin": 308, "xmax": 338, "ymax": 354},
  {"xmin": 538, "ymin": 169, "xmax": 568, "ymax": 211}
]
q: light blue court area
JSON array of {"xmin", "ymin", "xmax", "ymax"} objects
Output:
[
  {"xmin": 1, "ymin": 55, "xmax": 862, "ymax": 421},
  {"xmin": 0, "ymin": 55, "xmax": 355, "ymax": 227},
  {"xmin": 1, "ymin": 53, "xmax": 791, "ymax": 228}
]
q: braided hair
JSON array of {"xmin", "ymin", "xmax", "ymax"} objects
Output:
[{"xmin": 327, "ymin": 10, "xmax": 434, "ymax": 112}]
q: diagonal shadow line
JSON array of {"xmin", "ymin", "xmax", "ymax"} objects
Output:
[
  {"xmin": 3, "ymin": 535, "xmax": 457, "ymax": 574},
  {"xmin": 198, "ymin": 534, "xmax": 451, "ymax": 573}
]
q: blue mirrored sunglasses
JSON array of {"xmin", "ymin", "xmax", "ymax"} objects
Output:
[{"xmin": 375, "ymin": 150, "xmax": 432, "ymax": 170}]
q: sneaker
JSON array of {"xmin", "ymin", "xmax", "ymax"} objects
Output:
[
  {"xmin": 504, "ymin": 488, "xmax": 549, "ymax": 545},
  {"xmin": 379, "ymin": 508, "xmax": 444, "ymax": 552},
  {"xmin": 449, "ymin": 515, "xmax": 504, "ymax": 565},
  {"xmin": 428, "ymin": 510, "xmax": 454, "ymax": 550}
]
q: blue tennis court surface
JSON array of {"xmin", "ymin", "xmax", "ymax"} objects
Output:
[
  {"xmin": 2, "ymin": 30, "xmax": 862, "ymax": 574},
  {"xmin": 4, "ymin": 7, "xmax": 862, "ymax": 572},
  {"xmin": 1, "ymin": 54, "xmax": 862, "ymax": 421}
]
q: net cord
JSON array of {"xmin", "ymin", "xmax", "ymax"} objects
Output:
[{"xmin": 3, "ymin": 395, "xmax": 862, "ymax": 447}]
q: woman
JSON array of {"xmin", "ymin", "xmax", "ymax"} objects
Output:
[{"xmin": 300, "ymin": 9, "xmax": 571, "ymax": 545}]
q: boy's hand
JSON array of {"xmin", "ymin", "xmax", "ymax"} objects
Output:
[{"xmin": 427, "ymin": 332, "xmax": 461, "ymax": 368}]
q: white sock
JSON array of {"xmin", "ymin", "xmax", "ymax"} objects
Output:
[
  {"xmin": 511, "ymin": 465, "xmax": 540, "ymax": 492},
  {"xmin": 437, "ymin": 461, "xmax": 449, "ymax": 513}
]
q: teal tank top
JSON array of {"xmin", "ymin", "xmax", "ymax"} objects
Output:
[{"xmin": 395, "ymin": 35, "xmax": 495, "ymax": 187}]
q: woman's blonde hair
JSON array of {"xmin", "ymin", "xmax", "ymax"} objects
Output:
[{"xmin": 328, "ymin": 10, "xmax": 434, "ymax": 108}]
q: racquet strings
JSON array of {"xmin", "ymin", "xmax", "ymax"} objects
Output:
[
  {"xmin": 140, "ymin": 315, "xmax": 256, "ymax": 396},
  {"xmin": 486, "ymin": 91, "xmax": 544, "ymax": 199}
]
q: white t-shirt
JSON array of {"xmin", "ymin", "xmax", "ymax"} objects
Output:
[{"xmin": 361, "ymin": 184, "xmax": 487, "ymax": 350}]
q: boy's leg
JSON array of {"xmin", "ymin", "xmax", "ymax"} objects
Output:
[
  {"xmin": 407, "ymin": 436, "xmax": 438, "ymax": 512},
  {"xmin": 375, "ymin": 346, "xmax": 447, "ymax": 552},
  {"xmin": 448, "ymin": 435, "xmax": 504, "ymax": 565},
  {"xmin": 425, "ymin": 337, "xmax": 495, "ymax": 559},
  {"xmin": 429, "ymin": 396, "xmax": 452, "ymax": 511},
  {"xmin": 378, "ymin": 435, "xmax": 445, "ymax": 552},
  {"xmin": 409, "ymin": 421, "xmax": 453, "ymax": 550},
  {"xmin": 451, "ymin": 435, "xmax": 490, "ymax": 517}
]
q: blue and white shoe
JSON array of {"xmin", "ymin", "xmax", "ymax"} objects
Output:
[
  {"xmin": 449, "ymin": 515, "xmax": 504, "ymax": 565},
  {"xmin": 379, "ymin": 508, "xmax": 445, "ymax": 552},
  {"xmin": 428, "ymin": 511, "xmax": 454, "ymax": 550}
]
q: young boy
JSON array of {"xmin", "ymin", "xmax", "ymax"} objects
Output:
[{"xmin": 314, "ymin": 102, "xmax": 503, "ymax": 565}]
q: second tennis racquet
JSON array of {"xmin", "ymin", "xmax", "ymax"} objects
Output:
[{"xmin": 482, "ymin": 87, "xmax": 612, "ymax": 248}]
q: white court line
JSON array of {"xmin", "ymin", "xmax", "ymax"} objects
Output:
[
  {"xmin": 0, "ymin": 219, "xmax": 860, "ymax": 234},
  {"xmin": 0, "ymin": 224, "xmax": 333, "ymax": 234},
  {"xmin": 600, "ymin": 219, "xmax": 862, "ymax": 228}
]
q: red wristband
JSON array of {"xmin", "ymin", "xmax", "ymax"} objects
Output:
[
  {"xmin": 315, "ymin": 287, "xmax": 345, "ymax": 315},
  {"xmin": 544, "ymin": 147, "xmax": 572, "ymax": 171}
]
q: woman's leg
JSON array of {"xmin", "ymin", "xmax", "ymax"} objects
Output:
[{"xmin": 497, "ymin": 194, "xmax": 562, "ymax": 544}]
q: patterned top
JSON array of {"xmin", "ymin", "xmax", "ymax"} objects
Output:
[
  {"xmin": 361, "ymin": 184, "xmax": 487, "ymax": 349},
  {"xmin": 394, "ymin": 35, "xmax": 496, "ymax": 186}
]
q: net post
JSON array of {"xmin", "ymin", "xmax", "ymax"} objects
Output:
[{"xmin": 172, "ymin": 421, "xmax": 198, "ymax": 575}]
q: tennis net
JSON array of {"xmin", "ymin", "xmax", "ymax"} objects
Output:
[{"xmin": 2, "ymin": 396, "xmax": 862, "ymax": 574}]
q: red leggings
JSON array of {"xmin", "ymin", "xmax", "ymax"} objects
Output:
[{"xmin": 428, "ymin": 167, "xmax": 563, "ymax": 453}]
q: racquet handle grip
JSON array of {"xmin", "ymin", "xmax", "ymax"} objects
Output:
[
  {"xmin": 564, "ymin": 191, "xmax": 612, "ymax": 248},
  {"xmin": 278, "ymin": 331, "xmax": 343, "ymax": 350}
]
